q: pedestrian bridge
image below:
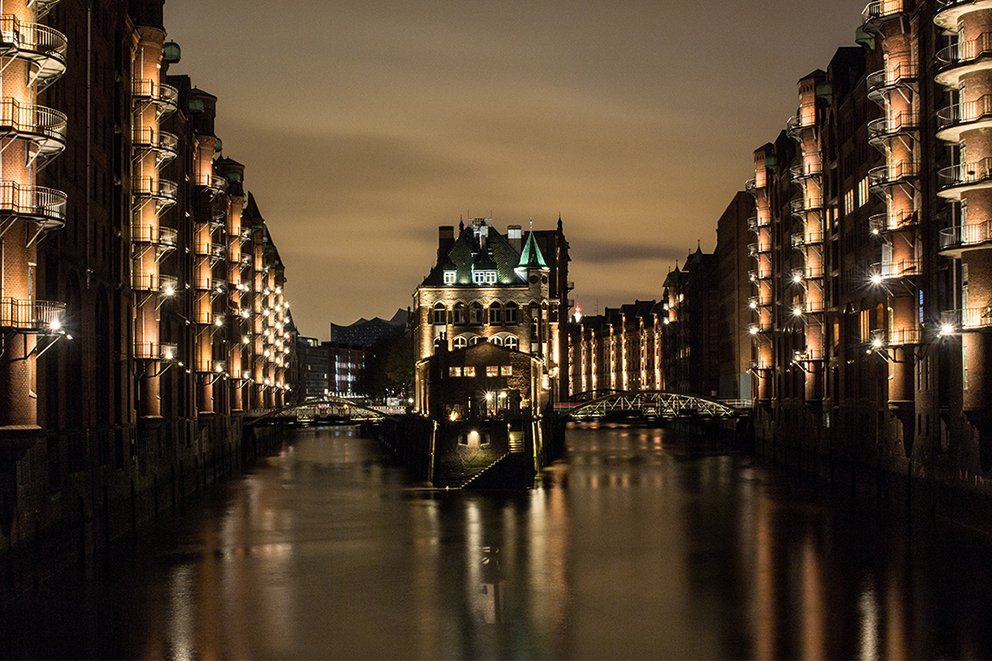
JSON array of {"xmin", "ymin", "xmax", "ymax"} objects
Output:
[
  {"xmin": 555, "ymin": 390, "xmax": 749, "ymax": 421},
  {"xmin": 244, "ymin": 397, "xmax": 403, "ymax": 426}
]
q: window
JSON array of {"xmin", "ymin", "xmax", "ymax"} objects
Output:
[
  {"xmin": 500, "ymin": 365, "xmax": 513, "ymax": 376},
  {"xmin": 470, "ymin": 302, "xmax": 484, "ymax": 324},
  {"xmin": 464, "ymin": 366, "xmax": 476, "ymax": 377},
  {"xmin": 489, "ymin": 302, "xmax": 502, "ymax": 325},
  {"xmin": 505, "ymin": 336, "xmax": 518, "ymax": 350},
  {"xmin": 490, "ymin": 336, "xmax": 503, "ymax": 346},
  {"xmin": 487, "ymin": 365, "xmax": 498, "ymax": 377},
  {"xmin": 844, "ymin": 189, "xmax": 855, "ymax": 215},
  {"xmin": 432, "ymin": 303, "xmax": 446, "ymax": 325},
  {"xmin": 449, "ymin": 366, "xmax": 462, "ymax": 377},
  {"xmin": 473, "ymin": 269, "xmax": 496, "ymax": 285},
  {"xmin": 453, "ymin": 302, "xmax": 466, "ymax": 324},
  {"xmin": 504, "ymin": 301, "xmax": 518, "ymax": 324},
  {"xmin": 469, "ymin": 335, "xmax": 483, "ymax": 346},
  {"xmin": 443, "ymin": 270, "xmax": 456, "ymax": 285},
  {"xmin": 858, "ymin": 176, "xmax": 869, "ymax": 208},
  {"xmin": 453, "ymin": 336, "xmax": 467, "ymax": 349}
]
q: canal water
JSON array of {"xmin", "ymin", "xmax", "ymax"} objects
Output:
[{"xmin": 4, "ymin": 423, "xmax": 992, "ymax": 659}]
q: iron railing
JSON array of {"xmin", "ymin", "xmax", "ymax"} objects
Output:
[{"xmin": 0, "ymin": 297, "xmax": 65, "ymax": 333}]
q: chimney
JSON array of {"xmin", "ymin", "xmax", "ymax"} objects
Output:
[
  {"xmin": 508, "ymin": 225, "xmax": 522, "ymax": 252},
  {"xmin": 438, "ymin": 226, "xmax": 455, "ymax": 261}
]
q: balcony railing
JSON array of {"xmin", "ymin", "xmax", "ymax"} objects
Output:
[
  {"xmin": 0, "ymin": 297, "xmax": 65, "ymax": 333},
  {"xmin": 874, "ymin": 259, "xmax": 921, "ymax": 279},
  {"xmin": 133, "ymin": 177, "xmax": 178, "ymax": 208},
  {"xmin": 134, "ymin": 341, "xmax": 178, "ymax": 361},
  {"xmin": 0, "ymin": 97, "xmax": 67, "ymax": 153},
  {"xmin": 132, "ymin": 224, "xmax": 179, "ymax": 249},
  {"xmin": 194, "ymin": 242, "xmax": 226, "ymax": 259},
  {"xmin": 200, "ymin": 173, "xmax": 228, "ymax": 194},
  {"xmin": 866, "ymin": 62, "xmax": 919, "ymax": 95},
  {"xmin": 869, "ymin": 210, "xmax": 917, "ymax": 235},
  {"xmin": 0, "ymin": 180, "xmax": 67, "ymax": 230},
  {"xmin": 790, "ymin": 161, "xmax": 822, "ymax": 181},
  {"xmin": 886, "ymin": 327, "xmax": 922, "ymax": 345},
  {"xmin": 941, "ymin": 307, "xmax": 992, "ymax": 331},
  {"xmin": 0, "ymin": 15, "xmax": 67, "ymax": 92},
  {"xmin": 748, "ymin": 268, "xmax": 772, "ymax": 283},
  {"xmin": 868, "ymin": 161, "xmax": 919, "ymax": 188},
  {"xmin": 868, "ymin": 112, "xmax": 918, "ymax": 142},
  {"xmin": 937, "ymin": 31, "xmax": 992, "ymax": 70},
  {"xmin": 940, "ymin": 220, "xmax": 992, "ymax": 251},
  {"xmin": 935, "ymin": 0, "xmax": 992, "ymax": 29},
  {"xmin": 938, "ymin": 157, "xmax": 992, "ymax": 192},
  {"xmin": 937, "ymin": 94, "xmax": 992, "ymax": 135},
  {"xmin": 133, "ymin": 79, "xmax": 180, "ymax": 117},
  {"xmin": 791, "ymin": 196, "xmax": 823, "ymax": 214},
  {"xmin": 748, "ymin": 242, "xmax": 771, "ymax": 257},
  {"xmin": 862, "ymin": 0, "xmax": 905, "ymax": 22},
  {"xmin": 132, "ymin": 127, "xmax": 179, "ymax": 163}
]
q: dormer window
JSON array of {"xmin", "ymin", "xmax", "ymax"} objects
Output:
[
  {"xmin": 473, "ymin": 269, "xmax": 496, "ymax": 285},
  {"xmin": 444, "ymin": 270, "xmax": 456, "ymax": 285}
]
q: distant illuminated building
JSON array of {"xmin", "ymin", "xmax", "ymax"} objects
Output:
[{"xmin": 412, "ymin": 217, "xmax": 567, "ymax": 420}]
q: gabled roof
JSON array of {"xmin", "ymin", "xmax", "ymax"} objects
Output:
[{"xmin": 421, "ymin": 222, "xmax": 528, "ymax": 287}]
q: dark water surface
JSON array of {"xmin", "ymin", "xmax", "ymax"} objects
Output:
[{"xmin": 5, "ymin": 423, "xmax": 992, "ymax": 659}]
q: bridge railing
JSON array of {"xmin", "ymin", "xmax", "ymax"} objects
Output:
[{"xmin": 559, "ymin": 390, "xmax": 750, "ymax": 420}]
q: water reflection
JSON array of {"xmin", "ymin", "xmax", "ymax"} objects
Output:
[{"xmin": 5, "ymin": 423, "xmax": 992, "ymax": 659}]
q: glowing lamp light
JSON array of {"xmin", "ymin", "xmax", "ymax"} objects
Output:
[
  {"xmin": 214, "ymin": 316, "xmax": 224, "ymax": 327},
  {"xmin": 749, "ymin": 326, "xmax": 759, "ymax": 336},
  {"xmin": 870, "ymin": 273, "xmax": 883, "ymax": 286},
  {"xmin": 163, "ymin": 285, "xmax": 175, "ymax": 296},
  {"xmin": 242, "ymin": 335, "xmax": 251, "ymax": 344},
  {"xmin": 163, "ymin": 347, "xmax": 174, "ymax": 360},
  {"xmin": 793, "ymin": 306, "xmax": 804, "ymax": 317},
  {"xmin": 749, "ymin": 300, "xmax": 758, "ymax": 309},
  {"xmin": 940, "ymin": 323, "xmax": 954, "ymax": 336},
  {"xmin": 792, "ymin": 273, "xmax": 803, "ymax": 284},
  {"xmin": 872, "ymin": 336, "xmax": 884, "ymax": 349},
  {"xmin": 49, "ymin": 318, "xmax": 62, "ymax": 331},
  {"xmin": 215, "ymin": 364, "xmax": 223, "ymax": 373}
]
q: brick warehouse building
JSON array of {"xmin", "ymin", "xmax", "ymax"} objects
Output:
[
  {"xmin": 735, "ymin": 0, "xmax": 992, "ymax": 513},
  {"xmin": 0, "ymin": 0, "xmax": 296, "ymax": 591}
]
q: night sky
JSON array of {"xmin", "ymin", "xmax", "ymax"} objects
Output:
[{"xmin": 164, "ymin": 0, "xmax": 867, "ymax": 338}]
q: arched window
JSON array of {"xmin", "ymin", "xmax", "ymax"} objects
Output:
[
  {"xmin": 504, "ymin": 301, "xmax": 518, "ymax": 325},
  {"xmin": 453, "ymin": 302, "xmax": 466, "ymax": 325},
  {"xmin": 470, "ymin": 301, "xmax": 484, "ymax": 325},
  {"xmin": 432, "ymin": 302, "xmax": 447, "ymax": 325},
  {"xmin": 469, "ymin": 335, "xmax": 484, "ymax": 346},
  {"xmin": 434, "ymin": 336, "xmax": 446, "ymax": 352},
  {"xmin": 489, "ymin": 302, "xmax": 502, "ymax": 325},
  {"xmin": 453, "ymin": 335, "xmax": 468, "ymax": 349},
  {"xmin": 490, "ymin": 335, "xmax": 503, "ymax": 346},
  {"xmin": 505, "ymin": 336, "xmax": 519, "ymax": 350}
]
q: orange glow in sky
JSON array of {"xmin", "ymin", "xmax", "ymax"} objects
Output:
[{"xmin": 165, "ymin": 0, "xmax": 867, "ymax": 337}]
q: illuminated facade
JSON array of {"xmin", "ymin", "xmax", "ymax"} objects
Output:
[
  {"xmin": 1, "ymin": 0, "xmax": 297, "ymax": 593},
  {"xmin": 413, "ymin": 218, "xmax": 565, "ymax": 419},
  {"xmin": 734, "ymin": 0, "xmax": 992, "ymax": 504},
  {"xmin": 0, "ymin": 0, "xmax": 68, "ymax": 480},
  {"xmin": 566, "ymin": 301, "xmax": 664, "ymax": 397}
]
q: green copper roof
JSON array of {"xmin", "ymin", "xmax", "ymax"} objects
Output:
[{"xmin": 518, "ymin": 231, "xmax": 547, "ymax": 269}]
